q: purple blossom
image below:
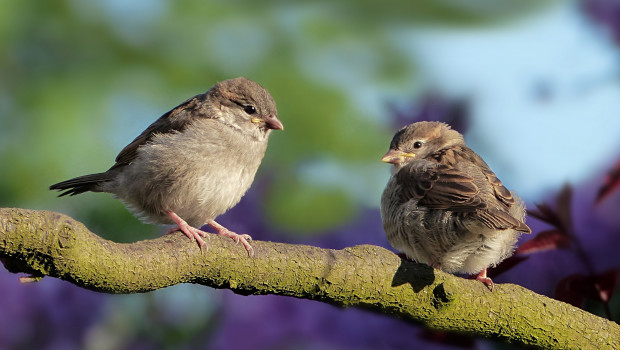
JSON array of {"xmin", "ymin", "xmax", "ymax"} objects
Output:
[
  {"xmin": 387, "ymin": 93, "xmax": 470, "ymax": 134},
  {"xmin": 0, "ymin": 270, "xmax": 104, "ymax": 350},
  {"xmin": 583, "ymin": 0, "xmax": 620, "ymax": 44}
]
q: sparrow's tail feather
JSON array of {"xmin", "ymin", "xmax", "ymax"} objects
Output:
[{"xmin": 49, "ymin": 173, "xmax": 111, "ymax": 197}]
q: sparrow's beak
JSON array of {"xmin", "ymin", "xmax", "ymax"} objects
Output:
[
  {"xmin": 381, "ymin": 149, "xmax": 415, "ymax": 164},
  {"xmin": 253, "ymin": 115, "xmax": 284, "ymax": 131}
]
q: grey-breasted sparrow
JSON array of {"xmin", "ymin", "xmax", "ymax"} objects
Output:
[
  {"xmin": 380, "ymin": 121, "xmax": 530, "ymax": 288},
  {"xmin": 51, "ymin": 77, "xmax": 283, "ymax": 256}
]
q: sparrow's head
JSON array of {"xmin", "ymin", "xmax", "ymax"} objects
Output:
[
  {"xmin": 208, "ymin": 77, "xmax": 283, "ymax": 139},
  {"xmin": 382, "ymin": 121, "xmax": 464, "ymax": 171}
]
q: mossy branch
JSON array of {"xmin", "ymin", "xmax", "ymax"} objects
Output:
[{"xmin": 0, "ymin": 208, "xmax": 618, "ymax": 349}]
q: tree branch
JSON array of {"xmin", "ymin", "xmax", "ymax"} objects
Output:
[{"xmin": 1, "ymin": 207, "xmax": 618, "ymax": 349}]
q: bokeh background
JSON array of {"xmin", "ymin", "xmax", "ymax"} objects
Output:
[{"xmin": 1, "ymin": 0, "xmax": 620, "ymax": 349}]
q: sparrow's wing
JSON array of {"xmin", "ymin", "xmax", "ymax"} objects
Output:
[
  {"xmin": 112, "ymin": 94, "xmax": 206, "ymax": 169},
  {"xmin": 397, "ymin": 161, "xmax": 482, "ymax": 209},
  {"xmin": 477, "ymin": 207, "xmax": 531, "ymax": 233},
  {"xmin": 397, "ymin": 161, "xmax": 530, "ymax": 232},
  {"xmin": 459, "ymin": 147, "xmax": 515, "ymax": 207}
]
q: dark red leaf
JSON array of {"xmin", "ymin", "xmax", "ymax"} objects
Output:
[
  {"xmin": 487, "ymin": 255, "xmax": 529, "ymax": 278},
  {"xmin": 593, "ymin": 269, "xmax": 619, "ymax": 303},
  {"xmin": 529, "ymin": 203, "xmax": 566, "ymax": 232},
  {"xmin": 555, "ymin": 184, "xmax": 573, "ymax": 232},
  {"xmin": 529, "ymin": 185, "xmax": 573, "ymax": 232},
  {"xmin": 555, "ymin": 270, "xmax": 619, "ymax": 307},
  {"xmin": 596, "ymin": 159, "xmax": 620, "ymax": 205},
  {"xmin": 555, "ymin": 274, "xmax": 588, "ymax": 307},
  {"xmin": 528, "ymin": 203, "xmax": 555, "ymax": 223},
  {"xmin": 516, "ymin": 230, "xmax": 570, "ymax": 254}
]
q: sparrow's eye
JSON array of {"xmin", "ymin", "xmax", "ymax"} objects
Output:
[
  {"xmin": 244, "ymin": 105, "xmax": 257, "ymax": 115},
  {"xmin": 413, "ymin": 141, "xmax": 423, "ymax": 149}
]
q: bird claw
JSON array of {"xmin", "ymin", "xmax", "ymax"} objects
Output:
[
  {"xmin": 208, "ymin": 221, "xmax": 255, "ymax": 257},
  {"xmin": 476, "ymin": 268, "xmax": 494, "ymax": 291},
  {"xmin": 167, "ymin": 211, "xmax": 209, "ymax": 250},
  {"xmin": 238, "ymin": 234, "xmax": 253, "ymax": 242},
  {"xmin": 166, "ymin": 212, "xmax": 254, "ymax": 256}
]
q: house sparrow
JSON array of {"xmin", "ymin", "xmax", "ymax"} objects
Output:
[
  {"xmin": 380, "ymin": 121, "xmax": 530, "ymax": 289},
  {"xmin": 50, "ymin": 77, "xmax": 283, "ymax": 256}
]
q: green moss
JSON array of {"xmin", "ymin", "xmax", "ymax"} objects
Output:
[{"xmin": 1, "ymin": 209, "xmax": 619, "ymax": 349}]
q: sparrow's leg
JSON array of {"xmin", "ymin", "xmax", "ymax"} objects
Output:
[
  {"xmin": 208, "ymin": 220, "xmax": 254, "ymax": 257},
  {"xmin": 166, "ymin": 211, "xmax": 209, "ymax": 249},
  {"xmin": 475, "ymin": 268, "xmax": 494, "ymax": 291}
]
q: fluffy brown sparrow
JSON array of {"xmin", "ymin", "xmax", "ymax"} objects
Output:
[
  {"xmin": 50, "ymin": 77, "xmax": 283, "ymax": 256},
  {"xmin": 380, "ymin": 121, "xmax": 530, "ymax": 289}
]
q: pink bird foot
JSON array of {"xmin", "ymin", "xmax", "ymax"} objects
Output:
[
  {"xmin": 476, "ymin": 268, "xmax": 494, "ymax": 291},
  {"xmin": 166, "ymin": 211, "xmax": 210, "ymax": 249},
  {"xmin": 208, "ymin": 220, "xmax": 254, "ymax": 257}
]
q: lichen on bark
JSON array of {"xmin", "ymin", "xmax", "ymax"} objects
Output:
[{"xmin": 1, "ymin": 207, "xmax": 618, "ymax": 349}]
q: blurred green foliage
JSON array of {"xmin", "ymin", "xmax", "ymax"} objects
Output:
[
  {"xmin": 1, "ymin": 1, "xmax": 573, "ymax": 349},
  {"xmin": 0, "ymin": 0, "xmax": 553, "ymax": 239}
]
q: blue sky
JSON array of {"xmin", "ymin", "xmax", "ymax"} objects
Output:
[
  {"xmin": 398, "ymin": 2, "xmax": 620, "ymax": 200},
  {"xmin": 296, "ymin": 1, "xmax": 620, "ymax": 206}
]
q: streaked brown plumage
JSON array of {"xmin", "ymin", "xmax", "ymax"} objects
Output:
[{"xmin": 380, "ymin": 121, "xmax": 530, "ymax": 289}]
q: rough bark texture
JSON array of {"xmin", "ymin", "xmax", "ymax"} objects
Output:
[{"xmin": 1, "ymin": 207, "xmax": 618, "ymax": 349}]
